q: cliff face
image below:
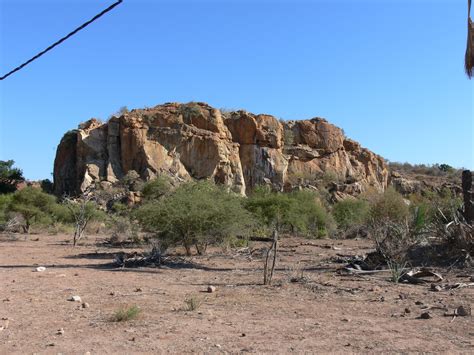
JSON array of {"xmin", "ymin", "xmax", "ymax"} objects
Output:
[{"xmin": 53, "ymin": 102, "xmax": 389, "ymax": 197}]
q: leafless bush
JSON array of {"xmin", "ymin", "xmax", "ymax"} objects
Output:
[
  {"xmin": 434, "ymin": 208, "xmax": 473, "ymax": 265},
  {"xmin": 108, "ymin": 216, "xmax": 140, "ymax": 245},
  {"xmin": 371, "ymin": 220, "xmax": 416, "ymax": 265}
]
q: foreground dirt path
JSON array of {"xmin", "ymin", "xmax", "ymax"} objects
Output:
[{"xmin": 0, "ymin": 234, "xmax": 473, "ymax": 354}]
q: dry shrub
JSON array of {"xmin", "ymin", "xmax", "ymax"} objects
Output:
[
  {"xmin": 108, "ymin": 216, "xmax": 141, "ymax": 245},
  {"xmin": 370, "ymin": 220, "xmax": 418, "ymax": 266},
  {"xmin": 434, "ymin": 208, "xmax": 473, "ymax": 265},
  {"xmin": 111, "ymin": 305, "xmax": 141, "ymax": 322}
]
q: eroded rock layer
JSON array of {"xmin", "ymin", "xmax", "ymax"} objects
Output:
[{"xmin": 53, "ymin": 102, "xmax": 389, "ymax": 197}]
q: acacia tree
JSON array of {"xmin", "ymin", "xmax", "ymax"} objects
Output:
[
  {"xmin": 0, "ymin": 160, "xmax": 24, "ymax": 194},
  {"xmin": 64, "ymin": 193, "xmax": 104, "ymax": 246},
  {"xmin": 8, "ymin": 187, "xmax": 56, "ymax": 233},
  {"xmin": 136, "ymin": 181, "xmax": 254, "ymax": 256}
]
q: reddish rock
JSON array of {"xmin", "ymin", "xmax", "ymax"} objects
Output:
[{"xmin": 53, "ymin": 103, "xmax": 389, "ymax": 196}]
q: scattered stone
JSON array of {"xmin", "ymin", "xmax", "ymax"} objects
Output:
[
  {"xmin": 404, "ymin": 308, "xmax": 411, "ymax": 314},
  {"xmin": 341, "ymin": 318, "xmax": 351, "ymax": 322},
  {"xmin": 399, "ymin": 293, "xmax": 409, "ymax": 300},
  {"xmin": 134, "ymin": 288, "xmax": 142, "ymax": 292},
  {"xmin": 68, "ymin": 296, "xmax": 82, "ymax": 302},
  {"xmin": 57, "ymin": 328, "xmax": 65, "ymax": 335},
  {"xmin": 415, "ymin": 301, "xmax": 424, "ymax": 305},
  {"xmin": 35, "ymin": 267, "xmax": 46, "ymax": 272},
  {"xmin": 0, "ymin": 319, "xmax": 9, "ymax": 331},
  {"xmin": 207, "ymin": 286, "xmax": 217, "ymax": 293},
  {"xmin": 82, "ymin": 302, "xmax": 90, "ymax": 309},
  {"xmin": 241, "ymin": 333, "xmax": 246, "ymax": 337},
  {"xmin": 456, "ymin": 305, "xmax": 471, "ymax": 317},
  {"xmin": 419, "ymin": 312, "xmax": 432, "ymax": 319},
  {"xmin": 430, "ymin": 284, "xmax": 443, "ymax": 292}
]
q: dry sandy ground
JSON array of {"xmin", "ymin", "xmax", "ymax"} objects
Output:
[{"xmin": 0, "ymin": 233, "xmax": 473, "ymax": 354}]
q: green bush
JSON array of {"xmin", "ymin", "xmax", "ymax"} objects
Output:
[
  {"xmin": 0, "ymin": 160, "xmax": 24, "ymax": 194},
  {"xmin": 369, "ymin": 187, "xmax": 409, "ymax": 224},
  {"xmin": 0, "ymin": 194, "xmax": 12, "ymax": 225},
  {"xmin": 141, "ymin": 176, "xmax": 172, "ymax": 201},
  {"xmin": 8, "ymin": 187, "xmax": 57, "ymax": 233},
  {"xmin": 244, "ymin": 187, "xmax": 334, "ymax": 238},
  {"xmin": 136, "ymin": 181, "xmax": 254, "ymax": 255},
  {"xmin": 408, "ymin": 188, "xmax": 461, "ymax": 226},
  {"xmin": 333, "ymin": 198, "xmax": 370, "ymax": 230},
  {"xmin": 287, "ymin": 190, "xmax": 335, "ymax": 238}
]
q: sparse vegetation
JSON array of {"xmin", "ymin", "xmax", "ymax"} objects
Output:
[
  {"xmin": 184, "ymin": 296, "xmax": 202, "ymax": 311},
  {"xmin": 283, "ymin": 127, "xmax": 295, "ymax": 146},
  {"xmin": 178, "ymin": 102, "xmax": 201, "ymax": 121},
  {"xmin": 111, "ymin": 305, "xmax": 141, "ymax": 322},
  {"xmin": 387, "ymin": 259, "xmax": 407, "ymax": 283},
  {"xmin": 388, "ymin": 161, "xmax": 462, "ymax": 180}
]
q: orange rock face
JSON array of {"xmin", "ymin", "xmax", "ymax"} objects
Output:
[{"xmin": 53, "ymin": 102, "xmax": 389, "ymax": 196}]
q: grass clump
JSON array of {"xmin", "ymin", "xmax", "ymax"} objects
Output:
[
  {"xmin": 387, "ymin": 260, "xmax": 407, "ymax": 283},
  {"xmin": 111, "ymin": 305, "xmax": 141, "ymax": 322},
  {"xmin": 184, "ymin": 296, "xmax": 202, "ymax": 311}
]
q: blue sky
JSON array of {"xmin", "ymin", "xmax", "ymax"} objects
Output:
[{"xmin": 0, "ymin": 0, "xmax": 473, "ymax": 180}]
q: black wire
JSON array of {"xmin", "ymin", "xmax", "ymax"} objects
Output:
[{"xmin": 0, "ymin": 0, "xmax": 123, "ymax": 81}]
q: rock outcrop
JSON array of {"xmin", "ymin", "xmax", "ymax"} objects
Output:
[{"xmin": 54, "ymin": 102, "xmax": 389, "ymax": 197}]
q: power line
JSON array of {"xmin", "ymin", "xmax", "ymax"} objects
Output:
[{"xmin": 0, "ymin": 0, "xmax": 123, "ymax": 81}]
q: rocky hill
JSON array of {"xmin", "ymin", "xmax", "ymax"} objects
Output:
[{"xmin": 53, "ymin": 102, "xmax": 389, "ymax": 198}]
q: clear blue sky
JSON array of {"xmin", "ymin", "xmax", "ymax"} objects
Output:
[{"xmin": 1, "ymin": 0, "xmax": 473, "ymax": 180}]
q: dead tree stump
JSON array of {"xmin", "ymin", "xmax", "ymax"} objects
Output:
[{"xmin": 462, "ymin": 170, "xmax": 474, "ymax": 224}]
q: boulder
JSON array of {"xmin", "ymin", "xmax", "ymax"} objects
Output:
[{"xmin": 53, "ymin": 103, "xmax": 389, "ymax": 196}]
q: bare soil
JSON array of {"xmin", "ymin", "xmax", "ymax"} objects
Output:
[{"xmin": 0, "ymin": 234, "xmax": 473, "ymax": 354}]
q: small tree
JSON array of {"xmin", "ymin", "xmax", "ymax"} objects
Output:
[
  {"xmin": 247, "ymin": 189, "xmax": 293, "ymax": 285},
  {"xmin": 136, "ymin": 181, "xmax": 253, "ymax": 256},
  {"xmin": 8, "ymin": 187, "xmax": 56, "ymax": 233},
  {"xmin": 64, "ymin": 194, "xmax": 104, "ymax": 246},
  {"xmin": 0, "ymin": 160, "xmax": 24, "ymax": 194}
]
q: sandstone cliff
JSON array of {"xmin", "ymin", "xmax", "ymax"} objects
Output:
[{"xmin": 53, "ymin": 102, "xmax": 389, "ymax": 198}]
